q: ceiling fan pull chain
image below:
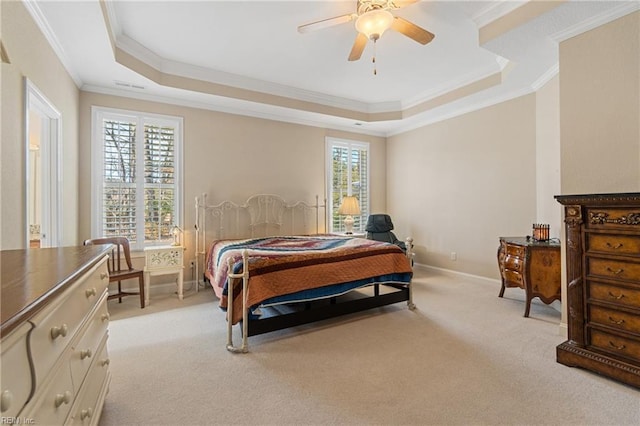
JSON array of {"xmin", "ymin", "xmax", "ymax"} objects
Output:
[{"xmin": 373, "ymin": 39, "xmax": 377, "ymax": 75}]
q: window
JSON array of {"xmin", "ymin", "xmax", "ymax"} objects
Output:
[
  {"xmin": 326, "ymin": 138, "xmax": 369, "ymax": 233},
  {"xmin": 91, "ymin": 107, "xmax": 182, "ymax": 250}
]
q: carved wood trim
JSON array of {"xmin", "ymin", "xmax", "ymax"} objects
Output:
[
  {"xmin": 564, "ymin": 204, "xmax": 585, "ymax": 346},
  {"xmin": 589, "ymin": 211, "xmax": 640, "ymax": 226},
  {"xmin": 555, "ymin": 193, "xmax": 640, "ymax": 205},
  {"xmin": 558, "ymin": 342, "xmax": 640, "ymax": 385}
]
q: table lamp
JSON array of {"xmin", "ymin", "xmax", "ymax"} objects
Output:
[
  {"xmin": 338, "ymin": 196, "xmax": 361, "ymax": 234},
  {"xmin": 171, "ymin": 225, "xmax": 183, "ymax": 246}
]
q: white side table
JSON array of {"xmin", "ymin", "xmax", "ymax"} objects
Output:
[{"xmin": 144, "ymin": 245, "xmax": 184, "ymax": 304}]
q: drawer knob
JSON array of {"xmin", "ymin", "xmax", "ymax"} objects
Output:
[
  {"xmin": 605, "ymin": 242, "xmax": 623, "ymax": 249},
  {"xmin": 54, "ymin": 390, "xmax": 72, "ymax": 408},
  {"xmin": 608, "ymin": 341, "xmax": 626, "ymax": 351},
  {"xmin": 1, "ymin": 390, "xmax": 13, "ymax": 412},
  {"xmin": 80, "ymin": 408, "xmax": 93, "ymax": 420},
  {"xmin": 605, "ymin": 267, "xmax": 624, "ymax": 276},
  {"xmin": 607, "ymin": 291, "xmax": 625, "ymax": 300},
  {"xmin": 85, "ymin": 288, "xmax": 97, "ymax": 298},
  {"xmin": 100, "ymin": 358, "xmax": 110, "ymax": 367},
  {"xmin": 100, "ymin": 272, "xmax": 108, "ymax": 280},
  {"xmin": 101, "ymin": 313, "xmax": 110, "ymax": 322},
  {"xmin": 51, "ymin": 324, "xmax": 69, "ymax": 340},
  {"xmin": 80, "ymin": 349, "xmax": 93, "ymax": 360},
  {"xmin": 608, "ymin": 316, "xmax": 625, "ymax": 325}
]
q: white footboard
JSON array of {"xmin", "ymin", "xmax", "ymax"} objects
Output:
[{"xmin": 226, "ymin": 250, "xmax": 250, "ymax": 353}]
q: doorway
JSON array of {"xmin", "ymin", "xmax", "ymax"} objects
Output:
[{"xmin": 25, "ymin": 78, "xmax": 61, "ymax": 248}]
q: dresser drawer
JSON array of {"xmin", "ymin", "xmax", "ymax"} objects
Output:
[
  {"xmin": 587, "ymin": 257, "xmax": 640, "ymax": 282},
  {"xmin": 589, "ymin": 328, "xmax": 640, "ymax": 362},
  {"xmin": 503, "ymin": 254, "xmax": 524, "ymax": 273},
  {"xmin": 586, "ymin": 233, "xmax": 640, "ymax": 257},
  {"xmin": 589, "ymin": 305, "xmax": 640, "ymax": 334},
  {"xmin": 70, "ymin": 294, "xmax": 109, "ymax": 389},
  {"xmin": 587, "ymin": 207, "xmax": 640, "ymax": 230},
  {"xmin": 29, "ymin": 260, "xmax": 109, "ymax": 387},
  {"xmin": 503, "ymin": 270, "xmax": 524, "ymax": 288},
  {"xmin": 23, "ymin": 361, "xmax": 75, "ymax": 424},
  {"xmin": 504, "ymin": 244, "xmax": 525, "ymax": 258},
  {"xmin": 588, "ymin": 281, "xmax": 640, "ymax": 308},
  {"xmin": 0, "ymin": 322, "xmax": 33, "ymax": 418},
  {"xmin": 68, "ymin": 338, "xmax": 110, "ymax": 426}
]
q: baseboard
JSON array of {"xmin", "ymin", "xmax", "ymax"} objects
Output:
[
  {"xmin": 413, "ymin": 262, "xmax": 501, "ymax": 285},
  {"xmin": 558, "ymin": 321, "xmax": 568, "ymax": 338}
]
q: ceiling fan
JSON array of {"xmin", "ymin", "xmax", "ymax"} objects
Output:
[{"xmin": 297, "ymin": 0, "xmax": 435, "ymax": 62}]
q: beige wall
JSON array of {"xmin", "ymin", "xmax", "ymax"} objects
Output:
[
  {"xmin": 555, "ymin": 11, "xmax": 640, "ymax": 330},
  {"xmin": 535, "ymin": 74, "xmax": 562, "ymax": 238},
  {"xmin": 559, "ymin": 11, "xmax": 640, "ymax": 194},
  {"xmin": 78, "ymin": 92, "xmax": 387, "ymax": 266},
  {"xmin": 387, "ymin": 94, "xmax": 538, "ymax": 279},
  {"xmin": 1, "ymin": 1, "xmax": 81, "ymax": 250}
]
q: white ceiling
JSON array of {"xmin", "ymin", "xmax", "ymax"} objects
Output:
[{"xmin": 29, "ymin": 0, "xmax": 638, "ymax": 136}]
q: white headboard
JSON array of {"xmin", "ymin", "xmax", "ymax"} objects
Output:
[{"xmin": 194, "ymin": 193, "xmax": 327, "ymax": 286}]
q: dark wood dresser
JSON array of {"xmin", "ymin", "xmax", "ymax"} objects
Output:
[
  {"xmin": 497, "ymin": 237, "xmax": 561, "ymax": 317},
  {"xmin": 555, "ymin": 192, "xmax": 640, "ymax": 388}
]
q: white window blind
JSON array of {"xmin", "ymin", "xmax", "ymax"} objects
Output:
[
  {"xmin": 92, "ymin": 108, "xmax": 182, "ymax": 250},
  {"xmin": 327, "ymin": 138, "xmax": 369, "ymax": 233}
]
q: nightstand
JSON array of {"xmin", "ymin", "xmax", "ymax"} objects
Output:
[
  {"xmin": 497, "ymin": 237, "xmax": 561, "ymax": 317},
  {"xmin": 144, "ymin": 245, "xmax": 184, "ymax": 304}
]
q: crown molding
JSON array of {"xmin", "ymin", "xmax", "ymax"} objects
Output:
[
  {"xmin": 531, "ymin": 63, "xmax": 559, "ymax": 91},
  {"xmin": 472, "ymin": 0, "xmax": 528, "ymax": 28},
  {"xmin": 115, "ymin": 34, "xmax": 381, "ymax": 114},
  {"xmin": 115, "ymin": 30, "xmax": 514, "ymax": 121},
  {"xmin": 402, "ymin": 56, "xmax": 509, "ymax": 110},
  {"xmin": 387, "ymin": 85, "xmax": 535, "ymax": 137},
  {"xmin": 82, "ymin": 49, "xmax": 558, "ymax": 141},
  {"xmin": 100, "ymin": 0, "xmax": 121, "ymax": 38},
  {"xmin": 550, "ymin": 1, "xmax": 640, "ymax": 42},
  {"xmin": 22, "ymin": 0, "xmax": 83, "ymax": 87},
  {"xmin": 80, "ymin": 84, "xmax": 387, "ymax": 137}
]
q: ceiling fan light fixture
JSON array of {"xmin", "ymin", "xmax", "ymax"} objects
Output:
[{"xmin": 355, "ymin": 9, "xmax": 394, "ymax": 40}]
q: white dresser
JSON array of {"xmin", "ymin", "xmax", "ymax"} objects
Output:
[{"xmin": 1, "ymin": 246, "xmax": 113, "ymax": 425}]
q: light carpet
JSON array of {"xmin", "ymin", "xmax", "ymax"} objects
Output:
[{"xmin": 100, "ymin": 269, "xmax": 640, "ymax": 425}]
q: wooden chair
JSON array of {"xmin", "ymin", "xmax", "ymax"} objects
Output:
[{"xmin": 84, "ymin": 236, "xmax": 145, "ymax": 308}]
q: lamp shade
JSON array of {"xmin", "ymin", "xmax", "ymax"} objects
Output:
[
  {"xmin": 338, "ymin": 196, "xmax": 361, "ymax": 216},
  {"xmin": 171, "ymin": 225, "xmax": 183, "ymax": 246},
  {"xmin": 355, "ymin": 9, "xmax": 394, "ymax": 40}
]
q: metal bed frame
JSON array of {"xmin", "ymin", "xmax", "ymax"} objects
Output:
[{"xmin": 194, "ymin": 193, "xmax": 415, "ymax": 353}]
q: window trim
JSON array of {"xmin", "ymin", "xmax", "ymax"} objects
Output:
[
  {"xmin": 325, "ymin": 137, "xmax": 370, "ymax": 233},
  {"xmin": 91, "ymin": 106, "xmax": 183, "ymax": 250}
]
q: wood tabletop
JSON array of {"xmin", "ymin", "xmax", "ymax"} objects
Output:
[{"xmin": 1, "ymin": 245, "xmax": 113, "ymax": 338}]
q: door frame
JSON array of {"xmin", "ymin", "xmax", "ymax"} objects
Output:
[{"xmin": 24, "ymin": 78, "xmax": 62, "ymax": 248}]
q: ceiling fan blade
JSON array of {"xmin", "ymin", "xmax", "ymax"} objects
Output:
[
  {"xmin": 348, "ymin": 33, "xmax": 369, "ymax": 61},
  {"xmin": 297, "ymin": 14, "xmax": 356, "ymax": 34},
  {"xmin": 391, "ymin": 16, "xmax": 435, "ymax": 45}
]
